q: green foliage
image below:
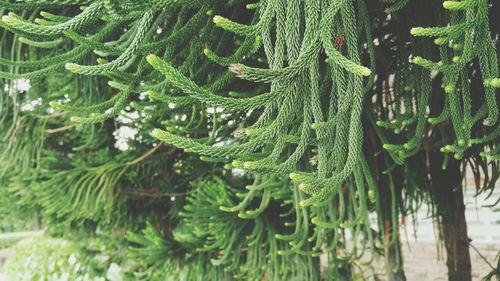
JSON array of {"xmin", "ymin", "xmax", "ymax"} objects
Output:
[{"xmin": 0, "ymin": 0, "xmax": 498, "ymax": 280}]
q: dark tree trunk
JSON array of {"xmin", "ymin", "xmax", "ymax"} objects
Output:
[{"xmin": 429, "ymin": 155, "xmax": 471, "ymax": 281}]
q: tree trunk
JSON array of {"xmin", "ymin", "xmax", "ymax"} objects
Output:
[{"xmin": 429, "ymin": 155, "xmax": 472, "ymax": 281}]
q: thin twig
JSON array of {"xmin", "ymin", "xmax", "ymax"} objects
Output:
[
  {"xmin": 122, "ymin": 188, "xmax": 192, "ymax": 197},
  {"xmin": 468, "ymin": 240, "xmax": 495, "ymax": 270},
  {"xmin": 46, "ymin": 125, "xmax": 75, "ymax": 134},
  {"xmin": 128, "ymin": 142, "xmax": 164, "ymax": 165}
]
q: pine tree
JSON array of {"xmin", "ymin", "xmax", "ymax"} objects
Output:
[{"xmin": 0, "ymin": 1, "xmax": 498, "ymax": 280}]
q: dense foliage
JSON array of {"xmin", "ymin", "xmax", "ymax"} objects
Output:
[{"xmin": 0, "ymin": 0, "xmax": 498, "ymax": 280}]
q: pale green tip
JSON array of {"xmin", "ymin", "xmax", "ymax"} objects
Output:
[
  {"xmin": 107, "ymin": 80, "xmax": 122, "ymax": 88},
  {"xmin": 368, "ymin": 190, "xmax": 375, "ymax": 199},
  {"xmin": 289, "ymin": 173, "xmax": 300, "ymax": 181},
  {"xmin": 1, "ymin": 15, "xmax": 13, "ymax": 24},
  {"xmin": 151, "ymin": 128, "xmax": 164, "ymax": 138},
  {"xmin": 39, "ymin": 11, "xmax": 53, "ymax": 18},
  {"xmin": 410, "ymin": 27, "xmax": 424, "ymax": 36},
  {"xmin": 213, "ymin": 15, "xmax": 224, "ymax": 25},
  {"xmin": 244, "ymin": 128, "xmax": 255, "ymax": 136},
  {"xmin": 145, "ymin": 54, "xmax": 158, "ymax": 65},
  {"xmin": 360, "ymin": 67, "xmax": 371, "ymax": 77},
  {"xmin": 231, "ymin": 160, "xmax": 243, "ymax": 168},
  {"xmin": 246, "ymin": 3, "xmax": 259, "ymax": 9},
  {"xmin": 443, "ymin": 1, "xmax": 462, "ymax": 10},
  {"xmin": 49, "ymin": 101, "xmax": 59, "ymax": 108},
  {"xmin": 444, "ymin": 85, "xmax": 454, "ymax": 94},
  {"xmin": 243, "ymin": 161, "xmax": 255, "ymax": 170},
  {"xmin": 70, "ymin": 116, "xmax": 84, "ymax": 123},
  {"xmin": 412, "ymin": 56, "xmax": 423, "ymax": 64},
  {"xmin": 442, "ymin": 1, "xmax": 454, "ymax": 8},
  {"xmin": 434, "ymin": 37, "xmax": 447, "ymax": 45},
  {"xmin": 298, "ymin": 183, "xmax": 309, "ymax": 191},
  {"xmin": 299, "ymin": 200, "xmax": 309, "ymax": 208},
  {"xmin": 203, "ymin": 48, "xmax": 210, "ymax": 56},
  {"xmin": 64, "ymin": 63, "xmax": 78, "ymax": 71}
]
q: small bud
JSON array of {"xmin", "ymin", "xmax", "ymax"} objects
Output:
[
  {"xmin": 289, "ymin": 173, "xmax": 301, "ymax": 181},
  {"xmin": 1, "ymin": 15, "xmax": 14, "ymax": 24},
  {"xmin": 403, "ymin": 143, "xmax": 413, "ymax": 150},
  {"xmin": 49, "ymin": 101, "xmax": 59, "ymax": 109},
  {"xmin": 64, "ymin": 63, "xmax": 78, "ymax": 72},
  {"xmin": 311, "ymin": 123, "xmax": 320, "ymax": 129},
  {"xmin": 246, "ymin": 3, "xmax": 259, "ymax": 9},
  {"xmin": 231, "ymin": 160, "xmax": 243, "ymax": 168},
  {"xmin": 298, "ymin": 183, "xmax": 310, "ymax": 191},
  {"xmin": 212, "ymin": 15, "xmax": 224, "ymax": 25},
  {"xmin": 368, "ymin": 190, "xmax": 375, "ymax": 200},
  {"xmin": 484, "ymin": 78, "xmax": 500, "ymax": 88},
  {"xmin": 443, "ymin": 1, "xmax": 467, "ymax": 10},
  {"xmin": 434, "ymin": 37, "xmax": 448, "ymax": 45},
  {"xmin": 228, "ymin": 64, "xmax": 244, "ymax": 75},
  {"xmin": 70, "ymin": 116, "xmax": 85, "ymax": 123},
  {"xmin": 232, "ymin": 128, "xmax": 246, "ymax": 139},
  {"xmin": 444, "ymin": 84, "xmax": 454, "ymax": 94},
  {"xmin": 410, "ymin": 27, "xmax": 425, "ymax": 36},
  {"xmin": 146, "ymin": 54, "xmax": 160, "ymax": 66}
]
